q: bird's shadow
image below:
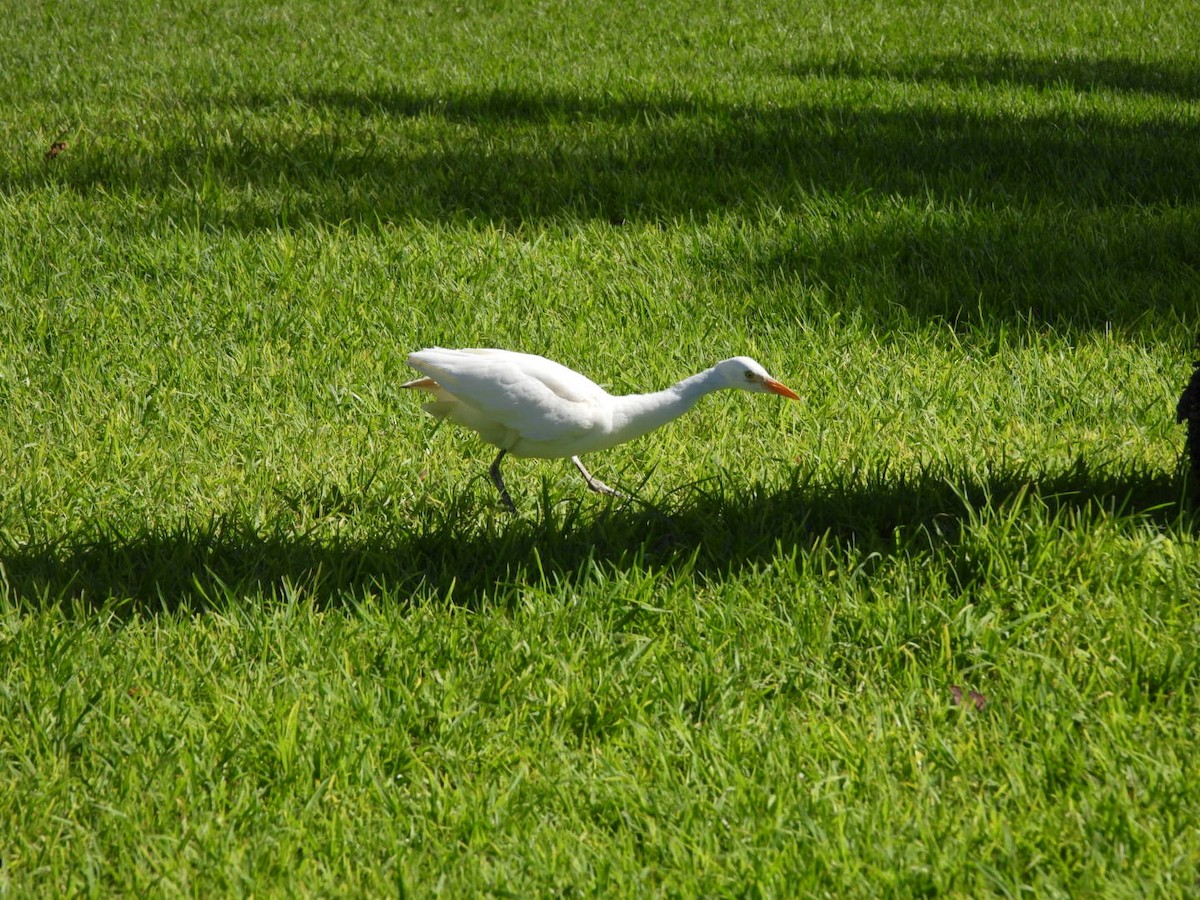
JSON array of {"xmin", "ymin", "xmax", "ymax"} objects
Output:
[{"xmin": 2, "ymin": 458, "xmax": 1192, "ymax": 618}]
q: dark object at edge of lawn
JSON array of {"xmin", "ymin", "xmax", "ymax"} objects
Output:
[{"xmin": 1177, "ymin": 336, "xmax": 1200, "ymax": 496}]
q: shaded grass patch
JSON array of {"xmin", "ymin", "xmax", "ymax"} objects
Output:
[{"xmin": 2, "ymin": 458, "xmax": 1190, "ymax": 615}]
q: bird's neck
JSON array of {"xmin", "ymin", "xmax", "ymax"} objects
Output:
[{"xmin": 608, "ymin": 368, "xmax": 725, "ymax": 444}]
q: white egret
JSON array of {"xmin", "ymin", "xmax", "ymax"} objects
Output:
[{"xmin": 402, "ymin": 348, "xmax": 799, "ymax": 510}]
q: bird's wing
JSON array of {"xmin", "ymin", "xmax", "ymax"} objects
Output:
[
  {"xmin": 405, "ymin": 348, "xmax": 609, "ymax": 442},
  {"xmin": 409, "ymin": 349, "xmax": 607, "ymax": 401}
]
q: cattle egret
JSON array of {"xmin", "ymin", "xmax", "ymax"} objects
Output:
[{"xmin": 402, "ymin": 347, "xmax": 799, "ymax": 511}]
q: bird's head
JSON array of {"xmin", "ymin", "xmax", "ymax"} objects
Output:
[{"xmin": 715, "ymin": 357, "xmax": 800, "ymax": 400}]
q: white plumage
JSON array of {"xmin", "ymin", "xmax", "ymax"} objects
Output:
[{"xmin": 402, "ymin": 347, "xmax": 799, "ymax": 510}]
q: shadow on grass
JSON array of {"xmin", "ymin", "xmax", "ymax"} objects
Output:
[
  {"xmin": 786, "ymin": 51, "xmax": 1200, "ymax": 100},
  {"xmin": 2, "ymin": 459, "xmax": 1191, "ymax": 617},
  {"xmin": 720, "ymin": 206, "xmax": 1200, "ymax": 331},
  {"xmin": 19, "ymin": 54, "xmax": 1196, "ymax": 330},
  {"xmin": 26, "ymin": 50, "xmax": 1200, "ymax": 231}
]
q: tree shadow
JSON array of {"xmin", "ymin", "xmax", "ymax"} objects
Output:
[
  {"xmin": 36, "ymin": 63, "xmax": 1200, "ymax": 231},
  {"xmin": 23, "ymin": 58, "xmax": 1195, "ymax": 329},
  {"xmin": 723, "ymin": 206, "xmax": 1200, "ymax": 330},
  {"xmin": 785, "ymin": 51, "xmax": 1200, "ymax": 101},
  {"xmin": 13, "ymin": 52, "xmax": 1196, "ymax": 335},
  {"xmin": 2, "ymin": 459, "xmax": 1191, "ymax": 618}
]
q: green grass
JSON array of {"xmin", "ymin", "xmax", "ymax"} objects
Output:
[{"xmin": 2, "ymin": 0, "xmax": 1199, "ymax": 894}]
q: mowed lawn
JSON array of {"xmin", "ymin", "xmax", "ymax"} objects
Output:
[{"xmin": 2, "ymin": 0, "xmax": 1199, "ymax": 894}]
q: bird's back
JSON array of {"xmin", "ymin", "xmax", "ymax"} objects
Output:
[
  {"xmin": 406, "ymin": 348, "xmax": 609, "ymax": 404},
  {"xmin": 403, "ymin": 348, "xmax": 613, "ymax": 454}
]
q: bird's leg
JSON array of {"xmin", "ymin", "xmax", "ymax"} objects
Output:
[
  {"xmin": 490, "ymin": 450, "xmax": 518, "ymax": 513},
  {"xmin": 571, "ymin": 456, "xmax": 625, "ymax": 499}
]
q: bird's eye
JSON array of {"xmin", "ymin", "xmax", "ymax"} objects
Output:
[{"xmin": 744, "ymin": 370, "xmax": 756, "ymax": 381}]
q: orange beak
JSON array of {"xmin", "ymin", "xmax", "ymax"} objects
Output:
[{"xmin": 765, "ymin": 378, "xmax": 800, "ymax": 401}]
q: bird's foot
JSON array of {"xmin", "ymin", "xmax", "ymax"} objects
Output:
[
  {"xmin": 571, "ymin": 456, "xmax": 626, "ymax": 499},
  {"xmin": 496, "ymin": 488, "xmax": 518, "ymax": 513},
  {"xmin": 585, "ymin": 475, "xmax": 624, "ymax": 497}
]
